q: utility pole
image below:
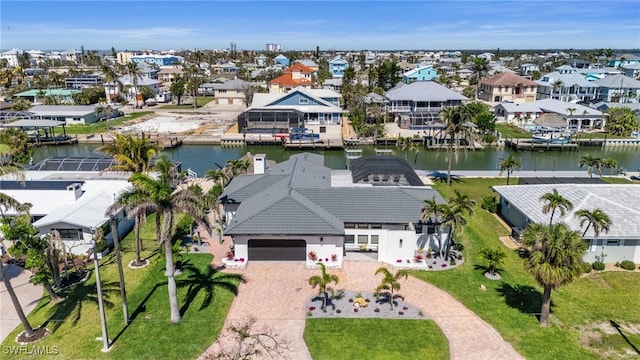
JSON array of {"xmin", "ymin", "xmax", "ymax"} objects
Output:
[
  {"xmin": 92, "ymin": 241, "xmax": 110, "ymax": 352},
  {"xmin": 110, "ymin": 215, "xmax": 128, "ymax": 324}
]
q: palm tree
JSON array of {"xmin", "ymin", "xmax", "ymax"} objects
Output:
[
  {"xmin": 97, "ymin": 133, "xmax": 161, "ymax": 173},
  {"xmin": 204, "ymin": 168, "xmax": 228, "ymax": 187},
  {"xmin": 523, "ymin": 223, "xmax": 588, "ymax": 326},
  {"xmin": 579, "ymin": 154, "xmax": 601, "ymax": 178},
  {"xmin": 471, "ymin": 57, "xmax": 490, "ymax": 101},
  {"xmin": 601, "ymin": 158, "xmax": 617, "ymax": 175},
  {"xmin": 540, "ymin": 188, "xmax": 574, "ymax": 226},
  {"xmin": 497, "ymin": 154, "xmax": 522, "ymax": 185},
  {"xmin": 107, "ymin": 187, "xmax": 149, "ymax": 267},
  {"xmin": 479, "ymin": 248, "xmax": 507, "ymax": 277},
  {"xmin": 421, "ymin": 197, "xmax": 446, "ymax": 255},
  {"xmin": 374, "ymin": 267, "xmax": 409, "ymax": 310},
  {"xmin": 127, "ymin": 156, "xmax": 211, "ymax": 323},
  {"xmin": 566, "ymin": 107, "xmax": 577, "ymax": 129},
  {"xmin": 574, "ymin": 208, "xmax": 612, "ymax": 239},
  {"xmin": 126, "ymin": 62, "xmax": 143, "ymax": 108},
  {"xmin": 95, "ymin": 104, "xmax": 114, "ymax": 131},
  {"xmin": 440, "ymin": 203, "xmax": 468, "ymax": 260},
  {"xmin": 100, "ymin": 63, "xmax": 119, "ymax": 104},
  {"xmin": 440, "ymin": 106, "xmax": 475, "ymax": 186},
  {"xmin": 551, "ymin": 80, "xmax": 564, "ymax": 101},
  {"xmin": 307, "ymin": 263, "xmax": 339, "ymax": 312}
]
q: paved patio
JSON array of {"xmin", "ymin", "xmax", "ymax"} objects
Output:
[
  {"xmin": 0, "ymin": 265, "xmax": 43, "ymax": 343},
  {"xmin": 200, "ymin": 233, "xmax": 524, "ymax": 360}
]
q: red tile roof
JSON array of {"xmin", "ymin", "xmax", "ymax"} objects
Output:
[
  {"xmin": 480, "ymin": 72, "xmax": 538, "ymax": 86},
  {"xmin": 286, "ymin": 63, "xmax": 314, "ymax": 74}
]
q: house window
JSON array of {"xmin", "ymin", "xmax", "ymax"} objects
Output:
[
  {"xmin": 345, "ymin": 235, "xmax": 355, "ymax": 244},
  {"xmin": 606, "ymin": 240, "xmax": 620, "ymax": 246},
  {"xmin": 371, "ymin": 224, "xmax": 382, "ymax": 229},
  {"xmin": 319, "ymin": 126, "xmax": 326, "ymax": 133},
  {"xmin": 357, "ymin": 235, "xmax": 368, "ymax": 244},
  {"xmin": 344, "ymin": 223, "xmax": 356, "ymax": 229},
  {"xmin": 370, "ymin": 235, "xmax": 379, "ymax": 245},
  {"xmin": 356, "ymin": 224, "xmax": 369, "ymax": 229},
  {"xmin": 299, "ymin": 98, "xmax": 308, "ymax": 104},
  {"xmin": 53, "ymin": 228, "xmax": 83, "ymax": 240}
]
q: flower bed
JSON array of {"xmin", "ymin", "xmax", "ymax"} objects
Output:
[
  {"xmin": 222, "ymin": 257, "xmax": 246, "ymax": 269},
  {"xmin": 391, "ymin": 251, "xmax": 464, "ymax": 271},
  {"xmin": 305, "ymin": 290, "xmax": 426, "ymax": 320}
]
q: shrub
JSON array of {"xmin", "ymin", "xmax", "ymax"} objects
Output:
[
  {"xmin": 592, "ymin": 261, "xmax": 605, "ymax": 271},
  {"xmin": 226, "ymin": 251, "xmax": 234, "ymax": 260},
  {"xmin": 331, "ymin": 253, "xmax": 337, "ymax": 261},
  {"xmin": 307, "ymin": 251, "xmax": 317, "ymax": 261},
  {"xmin": 481, "ymin": 195, "xmax": 498, "ymax": 213},
  {"xmin": 581, "ymin": 262, "xmax": 593, "ymax": 274},
  {"xmin": 620, "ymin": 260, "xmax": 636, "ymax": 271},
  {"xmin": 453, "ymin": 243, "xmax": 464, "ymax": 251}
]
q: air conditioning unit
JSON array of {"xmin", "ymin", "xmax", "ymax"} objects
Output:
[{"xmin": 511, "ymin": 227, "xmax": 525, "ymax": 243}]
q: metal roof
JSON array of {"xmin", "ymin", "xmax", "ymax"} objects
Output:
[
  {"xmin": 0, "ymin": 180, "xmax": 84, "ymax": 190},
  {"xmin": 493, "ymin": 184, "xmax": 640, "ymax": 239},
  {"xmin": 595, "ymin": 74, "xmax": 640, "ymax": 89},
  {"xmin": 385, "ymin": 81, "xmax": 468, "ymax": 102},
  {"xmin": 33, "ymin": 191, "xmax": 114, "ymax": 228}
]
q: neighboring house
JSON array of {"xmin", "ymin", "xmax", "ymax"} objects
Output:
[
  {"xmin": 13, "ymin": 89, "xmax": 81, "ymax": 104},
  {"xmin": 519, "ymin": 63, "xmax": 539, "ymax": 75},
  {"xmin": 494, "ymin": 98, "xmax": 605, "ymax": 131},
  {"xmin": 59, "ymin": 49, "xmax": 79, "ymax": 62},
  {"xmin": 592, "ymin": 102, "xmax": 640, "ymax": 117},
  {"xmin": 274, "ymin": 54, "xmax": 290, "ymax": 67},
  {"xmin": 594, "ymin": 74, "xmax": 640, "ymax": 103},
  {"xmin": 158, "ymin": 67, "xmax": 184, "ymax": 88},
  {"xmin": 622, "ymin": 63, "xmax": 640, "ymax": 80},
  {"xmin": 493, "ymin": 184, "xmax": 640, "ymax": 263},
  {"xmin": 608, "ymin": 54, "xmax": 640, "ymax": 68},
  {"xmin": 322, "ymin": 78, "xmax": 342, "ymax": 92},
  {"xmin": 0, "ymin": 173, "xmax": 131, "ymax": 255},
  {"xmin": 255, "ymin": 54, "xmax": 268, "ymax": 67},
  {"xmin": 65, "ymin": 74, "xmax": 104, "ymax": 89},
  {"xmin": 329, "ymin": 55, "xmax": 349, "ymax": 78},
  {"xmin": 456, "ymin": 68, "xmax": 473, "ymax": 79},
  {"xmin": 237, "ymin": 87, "xmax": 342, "ymax": 134},
  {"xmin": 385, "ymin": 81, "xmax": 468, "ymax": 129},
  {"xmin": 221, "ymin": 153, "xmax": 445, "ymax": 266},
  {"xmin": 489, "ymin": 63, "xmax": 517, "ymax": 75},
  {"xmin": 199, "ymin": 78, "xmax": 248, "ymax": 105},
  {"xmin": 402, "ymin": 65, "xmax": 437, "ymax": 83},
  {"xmin": 131, "ymin": 54, "xmax": 182, "ymax": 67},
  {"xmin": 268, "ymin": 63, "xmax": 314, "ymax": 93},
  {"xmin": 476, "ymin": 53, "xmax": 494, "ymax": 61},
  {"xmin": 28, "ymin": 105, "xmax": 114, "ymax": 125},
  {"xmin": 478, "ymin": 72, "xmax": 538, "ymax": 105},
  {"xmin": 117, "ymin": 75, "xmax": 162, "ymax": 97},
  {"xmin": 1, "ymin": 48, "xmax": 22, "ymax": 67},
  {"xmin": 536, "ymin": 71, "xmax": 599, "ymax": 102},
  {"xmin": 295, "ymin": 59, "xmax": 319, "ymax": 72}
]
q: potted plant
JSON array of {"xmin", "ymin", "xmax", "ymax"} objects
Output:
[
  {"xmin": 331, "ymin": 254, "xmax": 337, "ymax": 261},
  {"xmin": 226, "ymin": 251, "xmax": 234, "ymax": 260},
  {"xmin": 308, "ymin": 251, "xmax": 317, "ymax": 261}
]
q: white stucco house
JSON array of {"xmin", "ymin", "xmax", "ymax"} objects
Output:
[
  {"xmin": 220, "ymin": 153, "xmax": 447, "ymax": 268},
  {"xmin": 493, "ymin": 184, "xmax": 640, "ymax": 263}
]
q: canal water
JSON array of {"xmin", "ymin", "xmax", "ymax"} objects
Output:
[{"xmin": 32, "ymin": 143, "xmax": 640, "ymax": 177}]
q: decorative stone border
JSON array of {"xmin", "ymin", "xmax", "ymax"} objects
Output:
[{"xmin": 222, "ymin": 258, "xmax": 246, "ymax": 269}]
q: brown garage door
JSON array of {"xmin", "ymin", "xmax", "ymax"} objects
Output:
[{"xmin": 248, "ymin": 239, "xmax": 306, "ymax": 261}]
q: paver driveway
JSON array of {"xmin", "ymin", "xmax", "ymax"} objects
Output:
[{"xmin": 201, "ymin": 259, "xmax": 523, "ymax": 360}]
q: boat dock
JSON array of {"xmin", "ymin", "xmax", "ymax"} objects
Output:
[{"xmin": 505, "ymin": 138, "xmax": 578, "ymax": 151}]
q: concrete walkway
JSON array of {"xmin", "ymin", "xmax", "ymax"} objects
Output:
[
  {"xmin": 0, "ymin": 265, "xmax": 43, "ymax": 343},
  {"xmin": 199, "ymin": 230, "xmax": 523, "ymax": 360}
]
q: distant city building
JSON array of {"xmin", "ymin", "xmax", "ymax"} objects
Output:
[
  {"xmin": 1, "ymin": 48, "xmax": 22, "ymax": 67},
  {"xmin": 117, "ymin": 51, "xmax": 134, "ymax": 65},
  {"xmin": 266, "ymin": 43, "xmax": 282, "ymax": 52}
]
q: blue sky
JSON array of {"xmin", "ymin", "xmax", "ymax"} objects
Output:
[{"xmin": 1, "ymin": 1, "xmax": 639, "ymax": 51}]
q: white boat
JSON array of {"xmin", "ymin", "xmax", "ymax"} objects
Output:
[{"xmin": 532, "ymin": 133, "xmax": 571, "ymax": 144}]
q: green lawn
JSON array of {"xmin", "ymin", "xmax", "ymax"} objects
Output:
[
  {"xmin": 158, "ymin": 97, "xmax": 215, "ymax": 110},
  {"xmin": 602, "ymin": 177, "xmax": 632, "ymax": 184},
  {"xmin": 2, "ymin": 214, "xmax": 238, "ymax": 359},
  {"xmin": 496, "ymin": 123, "xmax": 532, "ymax": 139},
  {"xmin": 410, "ymin": 179, "xmax": 640, "ymax": 359},
  {"xmin": 305, "ymin": 318, "xmax": 449, "ymax": 360},
  {"xmin": 64, "ymin": 111, "xmax": 154, "ymax": 135}
]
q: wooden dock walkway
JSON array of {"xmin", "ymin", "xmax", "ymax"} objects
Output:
[{"xmin": 505, "ymin": 138, "xmax": 578, "ymax": 151}]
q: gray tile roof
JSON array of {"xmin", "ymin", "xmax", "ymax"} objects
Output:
[
  {"xmin": 595, "ymin": 74, "xmax": 640, "ymax": 89},
  {"xmin": 385, "ymin": 81, "xmax": 468, "ymax": 102},
  {"xmin": 493, "ymin": 184, "xmax": 640, "ymax": 239},
  {"xmin": 296, "ymin": 187, "xmax": 444, "ymax": 224}
]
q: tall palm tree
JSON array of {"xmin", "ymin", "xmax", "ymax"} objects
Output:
[
  {"xmin": 551, "ymin": 80, "xmax": 564, "ymax": 101},
  {"xmin": 523, "ymin": 223, "xmax": 588, "ymax": 326},
  {"xmin": 440, "ymin": 106, "xmax": 474, "ymax": 185},
  {"xmin": 107, "ymin": 186, "xmax": 150, "ymax": 267},
  {"xmin": 497, "ymin": 154, "xmax": 522, "ymax": 185},
  {"xmin": 601, "ymin": 158, "xmax": 617, "ymax": 175},
  {"xmin": 204, "ymin": 168, "xmax": 228, "ymax": 187},
  {"xmin": 100, "ymin": 63, "xmax": 119, "ymax": 104},
  {"xmin": 579, "ymin": 154, "xmax": 601, "ymax": 178},
  {"xmin": 449, "ymin": 189, "xmax": 476, "ymax": 217},
  {"xmin": 126, "ymin": 62, "xmax": 143, "ymax": 108},
  {"xmin": 97, "ymin": 133, "xmax": 161, "ymax": 173},
  {"xmin": 374, "ymin": 267, "xmax": 409, "ymax": 310},
  {"xmin": 308, "ymin": 263, "xmax": 339, "ymax": 312},
  {"xmin": 421, "ymin": 196, "xmax": 446, "ymax": 254},
  {"xmin": 574, "ymin": 208, "xmax": 612, "ymax": 239},
  {"xmin": 95, "ymin": 104, "xmax": 114, "ymax": 131},
  {"xmin": 440, "ymin": 203, "xmax": 468, "ymax": 260},
  {"xmin": 540, "ymin": 188, "xmax": 574, "ymax": 225},
  {"xmin": 471, "ymin": 57, "xmax": 490, "ymax": 101},
  {"xmin": 127, "ymin": 156, "xmax": 211, "ymax": 323}
]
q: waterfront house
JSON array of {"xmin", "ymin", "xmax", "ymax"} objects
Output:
[
  {"xmin": 536, "ymin": 70, "xmax": 598, "ymax": 102},
  {"xmin": 28, "ymin": 104, "xmax": 118, "ymax": 125},
  {"xmin": 519, "ymin": 64, "xmax": 540, "ymax": 75},
  {"xmin": 494, "ymin": 98, "xmax": 605, "ymax": 131},
  {"xmin": 493, "ymin": 184, "xmax": 640, "ymax": 264},
  {"xmin": 594, "ymin": 74, "xmax": 640, "ymax": 103},
  {"xmin": 402, "ymin": 65, "xmax": 437, "ymax": 83},
  {"xmin": 385, "ymin": 81, "xmax": 468, "ymax": 129},
  {"xmin": 268, "ymin": 63, "xmax": 314, "ymax": 93},
  {"xmin": 237, "ymin": 87, "xmax": 342, "ymax": 134},
  {"xmin": 274, "ymin": 54, "xmax": 290, "ymax": 67},
  {"xmin": 221, "ymin": 153, "xmax": 446, "ymax": 266},
  {"xmin": 198, "ymin": 78, "xmax": 248, "ymax": 105},
  {"xmin": 329, "ymin": 55, "xmax": 349, "ymax": 78},
  {"xmin": 117, "ymin": 75, "xmax": 162, "ymax": 98},
  {"xmin": 478, "ymin": 72, "xmax": 538, "ymax": 105},
  {"xmin": 608, "ymin": 54, "xmax": 640, "ymax": 68},
  {"xmin": 622, "ymin": 63, "xmax": 640, "ymax": 80}
]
